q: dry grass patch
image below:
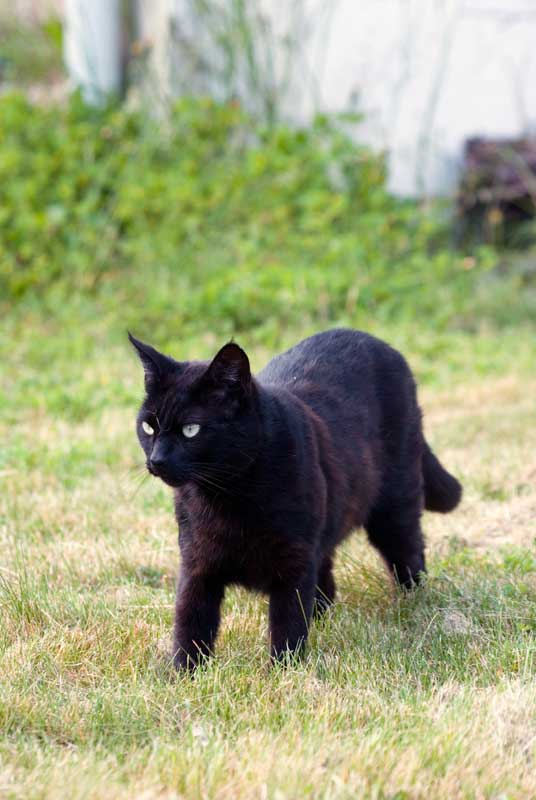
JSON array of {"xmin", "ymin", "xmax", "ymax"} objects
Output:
[
  {"xmin": 422, "ymin": 376, "xmax": 536, "ymax": 552},
  {"xmin": 1, "ymin": 364, "xmax": 535, "ymax": 799}
]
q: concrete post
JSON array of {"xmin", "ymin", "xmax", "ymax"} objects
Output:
[{"xmin": 63, "ymin": 0, "xmax": 122, "ymax": 103}]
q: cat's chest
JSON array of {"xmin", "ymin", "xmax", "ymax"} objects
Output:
[{"xmin": 176, "ymin": 494, "xmax": 311, "ymax": 590}]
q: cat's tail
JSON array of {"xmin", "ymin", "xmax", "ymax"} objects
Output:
[{"xmin": 422, "ymin": 442, "xmax": 462, "ymax": 513}]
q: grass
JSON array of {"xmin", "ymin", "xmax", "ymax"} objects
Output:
[
  {"xmin": 1, "ymin": 309, "xmax": 535, "ymax": 799},
  {"xmin": 1, "ymin": 90, "xmax": 535, "ymax": 799}
]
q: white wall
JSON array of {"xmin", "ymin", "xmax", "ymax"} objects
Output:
[
  {"xmin": 67, "ymin": 0, "xmax": 536, "ymax": 194},
  {"xmin": 305, "ymin": 0, "xmax": 536, "ymax": 196},
  {"xmin": 164, "ymin": 0, "xmax": 536, "ymax": 197}
]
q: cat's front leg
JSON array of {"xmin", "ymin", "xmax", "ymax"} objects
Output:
[
  {"xmin": 269, "ymin": 564, "xmax": 316, "ymax": 662},
  {"xmin": 173, "ymin": 570, "xmax": 224, "ymax": 670}
]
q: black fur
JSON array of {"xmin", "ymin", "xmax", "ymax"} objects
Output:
[{"xmin": 129, "ymin": 328, "xmax": 462, "ymax": 669}]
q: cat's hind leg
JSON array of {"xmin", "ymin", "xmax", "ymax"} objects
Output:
[
  {"xmin": 313, "ymin": 553, "xmax": 336, "ymax": 618},
  {"xmin": 365, "ymin": 490, "xmax": 425, "ymax": 589}
]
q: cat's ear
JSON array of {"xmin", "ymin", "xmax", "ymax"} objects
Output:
[
  {"xmin": 204, "ymin": 342, "xmax": 251, "ymax": 394},
  {"xmin": 128, "ymin": 333, "xmax": 175, "ymax": 390}
]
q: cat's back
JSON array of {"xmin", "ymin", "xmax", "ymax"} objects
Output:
[
  {"xmin": 257, "ymin": 328, "xmax": 419, "ymax": 450},
  {"xmin": 258, "ymin": 328, "xmax": 405, "ymax": 390}
]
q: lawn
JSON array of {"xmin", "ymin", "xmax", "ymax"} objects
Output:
[
  {"xmin": 1, "ymin": 95, "xmax": 535, "ymax": 799},
  {"xmin": 1, "ymin": 315, "xmax": 535, "ymax": 799}
]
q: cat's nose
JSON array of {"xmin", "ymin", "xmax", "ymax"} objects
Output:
[
  {"xmin": 149, "ymin": 455, "xmax": 166, "ymax": 471},
  {"xmin": 149, "ymin": 440, "xmax": 169, "ymax": 472}
]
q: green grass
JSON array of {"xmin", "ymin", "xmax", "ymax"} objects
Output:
[
  {"xmin": 1, "ymin": 95, "xmax": 536, "ymax": 798},
  {"xmin": 1, "ymin": 312, "xmax": 535, "ymax": 798}
]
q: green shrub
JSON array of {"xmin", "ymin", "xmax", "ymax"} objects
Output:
[
  {"xmin": 0, "ymin": 93, "xmax": 498, "ymax": 336},
  {"xmin": 0, "ymin": 16, "xmax": 63, "ymax": 85}
]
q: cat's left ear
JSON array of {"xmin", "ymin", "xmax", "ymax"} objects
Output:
[
  {"xmin": 204, "ymin": 342, "xmax": 251, "ymax": 394},
  {"xmin": 128, "ymin": 332, "xmax": 176, "ymax": 390}
]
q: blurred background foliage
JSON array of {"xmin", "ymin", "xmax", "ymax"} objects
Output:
[
  {"xmin": 0, "ymin": 3, "xmax": 534, "ymax": 426},
  {"xmin": 0, "ymin": 10, "xmax": 62, "ymax": 86},
  {"xmin": 2, "ymin": 91, "xmax": 529, "ymax": 334}
]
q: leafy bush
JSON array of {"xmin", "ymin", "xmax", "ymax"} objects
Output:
[
  {"xmin": 0, "ymin": 93, "xmax": 498, "ymax": 338},
  {"xmin": 0, "ymin": 16, "xmax": 63, "ymax": 85}
]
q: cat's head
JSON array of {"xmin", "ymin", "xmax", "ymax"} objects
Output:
[{"xmin": 129, "ymin": 334, "xmax": 261, "ymax": 489}]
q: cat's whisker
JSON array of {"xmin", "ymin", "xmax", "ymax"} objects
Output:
[
  {"xmin": 117, "ymin": 465, "xmax": 149, "ymax": 495},
  {"xmin": 127, "ymin": 462, "xmax": 147, "ymax": 473},
  {"xmin": 189, "ymin": 460, "xmax": 260, "ymax": 483},
  {"xmin": 191, "ymin": 469, "xmax": 254, "ymax": 500},
  {"xmin": 128, "ymin": 468, "xmax": 149, "ymax": 482},
  {"xmin": 119, "ymin": 463, "xmax": 146, "ymax": 481},
  {"xmin": 190, "ymin": 471, "xmax": 264, "ymax": 509},
  {"xmin": 191, "ymin": 471, "xmax": 229, "ymax": 495},
  {"xmin": 129, "ymin": 472, "xmax": 150, "ymax": 499}
]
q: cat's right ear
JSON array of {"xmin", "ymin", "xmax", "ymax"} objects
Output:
[{"xmin": 128, "ymin": 333, "xmax": 175, "ymax": 391}]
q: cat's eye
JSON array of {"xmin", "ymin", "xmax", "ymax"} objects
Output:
[
  {"xmin": 182, "ymin": 423, "xmax": 201, "ymax": 439},
  {"xmin": 142, "ymin": 421, "xmax": 154, "ymax": 435}
]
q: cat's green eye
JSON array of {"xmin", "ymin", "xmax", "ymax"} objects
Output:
[
  {"xmin": 142, "ymin": 421, "xmax": 154, "ymax": 435},
  {"xmin": 182, "ymin": 423, "xmax": 201, "ymax": 439}
]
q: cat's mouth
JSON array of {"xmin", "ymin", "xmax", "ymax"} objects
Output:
[{"xmin": 147, "ymin": 462, "xmax": 188, "ymax": 488}]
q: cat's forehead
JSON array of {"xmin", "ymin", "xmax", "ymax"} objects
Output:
[{"xmin": 146, "ymin": 362, "xmax": 207, "ymax": 420}]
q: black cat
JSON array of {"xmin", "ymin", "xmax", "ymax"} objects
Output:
[{"xmin": 130, "ymin": 328, "xmax": 461, "ymax": 669}]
